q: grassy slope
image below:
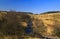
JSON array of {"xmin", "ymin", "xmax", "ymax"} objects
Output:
[
  {"xmin": 29, "ymin": 12, "xmax": 60, "ymax": 38},
  {"xmin": 0, "ymin": 11, "xmax": 60, "ymax": 39}
]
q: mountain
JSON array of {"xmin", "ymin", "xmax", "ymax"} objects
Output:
[{"xmin": 0, "ymin": 11, "xmax": 60, "ymax": 39}]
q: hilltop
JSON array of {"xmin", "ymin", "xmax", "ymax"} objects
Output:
[{"xmin": 0, "ymin": 11, "xmax": 60, "ymax": 39}]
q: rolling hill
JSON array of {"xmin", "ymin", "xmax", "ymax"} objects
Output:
[{"xmin": 0, "ymin": 11, "xmax": 60, "ymax": 39}]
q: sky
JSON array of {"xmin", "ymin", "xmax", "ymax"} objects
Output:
[{"xmin": 0, "ymin": 0, "xmax": 60, "ymax": 14}]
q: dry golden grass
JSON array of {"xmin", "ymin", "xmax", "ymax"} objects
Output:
[{"xmin": 0, "ymin": 11, "xmax": 60, "ymax": 39}]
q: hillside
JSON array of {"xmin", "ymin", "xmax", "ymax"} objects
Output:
[{"xmin": 0, "ymin": 11, "xmax": 60, "ymax": 39}]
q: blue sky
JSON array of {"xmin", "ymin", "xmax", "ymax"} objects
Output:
[{"xmin": 0, "ymin": 0, "xmax": 60, "ymax": 14}]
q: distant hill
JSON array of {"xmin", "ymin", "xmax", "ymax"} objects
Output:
[
  {"xmin": 40, "ymin": 11, "xmax": 60, "ymax": 14},
  {"xmin": 0, "ymin": 11, "xmax": 33, "ymax": 14}
]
